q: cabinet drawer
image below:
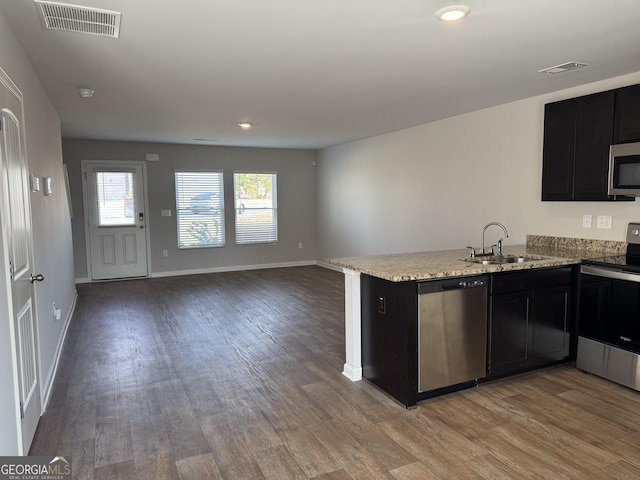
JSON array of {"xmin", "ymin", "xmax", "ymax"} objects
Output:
[{"xmin": 491, "ymin": 267, "xmax": 573, "ymax": 295}]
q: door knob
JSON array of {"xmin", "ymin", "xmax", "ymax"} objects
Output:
[{"xmin": 30, "ymin": 273, "xmax": 44, "ymax": 283}]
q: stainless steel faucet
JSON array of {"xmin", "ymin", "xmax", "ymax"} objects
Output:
[{"xmin": 482, "ymin": 222, "xmax": 509, "ymax": 255}]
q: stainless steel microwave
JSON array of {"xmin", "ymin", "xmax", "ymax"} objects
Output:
[{"xmin": 608, "ymin": 142, "xmax": 640, "ymax": 196}]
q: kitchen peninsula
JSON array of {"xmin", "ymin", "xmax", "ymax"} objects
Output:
[{"xmin": 326, "ymin": 235, "xmax": 626, "ymax": 406}]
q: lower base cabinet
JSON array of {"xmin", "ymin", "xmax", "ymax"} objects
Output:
[
  {"xmin": 488, "ymin": 267, "xmax": 574, "ymax": 377},
  {"xmin": 361, "ymin": 267, "xmax": 576, "ymax": 407}
]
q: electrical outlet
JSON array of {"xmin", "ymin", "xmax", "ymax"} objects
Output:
[
  {"xmin": 596, "ymin": 215, "xmax": 612, "ymax": 229},
  {"xmin": 298, "ymin": 242, "xmax": 303, "ymax": 249},
  {"xmin": 582, "ymin": 215, "xmax": 592, "ymax": 228},
  {"xmin": 162, "ymin": 250, "xmax": 168, "ymax": 257}
]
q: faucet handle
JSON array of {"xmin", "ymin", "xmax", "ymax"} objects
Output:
[
  {"xmin": 497, "ymin": 238, "xmax": 503, "ymax": 255},
  {"xmin": 488, "ymin": 244, "xmax": 497, "ymax": 255},
  {"xmin": 466, "ymin": 246, "xmax": 476, "ymax": 258}
]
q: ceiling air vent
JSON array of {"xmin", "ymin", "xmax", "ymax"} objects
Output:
[
  {"xmin": 539, "ymin": 62, "xmax": 588, "ymax": 74},
  {"xmin": 34, "ymin": 0, "xmax": 121, "ymax": 38}
]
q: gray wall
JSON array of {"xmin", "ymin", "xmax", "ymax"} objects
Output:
[
  {"xmin": 0, "ymin": 12, "xmax": 76, "ymax": 453},
  {"xmin": 317, "ymin": 71, "xmax": 640, "ymax": 260},
  {"xmin": 63, "ymin": 139, "xmax": 317, "ymax": 280}
]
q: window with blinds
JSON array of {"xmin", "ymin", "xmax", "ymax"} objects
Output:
[
  {"xmin": 233, "ymin": 172, "xmax": 278, "ymax": 245},
  {"xmin": 175, "ymin": 171, "xmax": 225, "ymax": 248}
]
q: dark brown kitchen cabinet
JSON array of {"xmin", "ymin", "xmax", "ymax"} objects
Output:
[
  {"xmin": 361, "ymin": 274, "xmax": 417, "ymax": 408},
  {"xmin": 489, "ymin": 291, "xmax": 530, "ymax": 375},
  {"xmin": 531, "ymin": 285, "xmax": 572, "ymax": 364},
  {"xmin": 488, "ymin": 267, "xmax": 573, "ymax": 377},
  {"xmin": 614, "ymin": 83, "xmax": 640, "ymax": 143},
  {"xmin": 541, "ymin": 91, "xmax": 624, "ymax": 201},
  {"xmin": 541, "ymin": 99, "xmax": 576, "ymax": 200}
]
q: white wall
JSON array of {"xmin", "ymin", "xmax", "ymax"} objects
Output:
[
  {"xmin": 317, "ymin": 71, "xmax": 640, "ymax": 260},
  {"xmin": 63, "ymin": 139, "xmax": 317, "ymax": 280},
  {"xmin": 0, "ymin": 13, "xmax": 76, "ymax": 454}
]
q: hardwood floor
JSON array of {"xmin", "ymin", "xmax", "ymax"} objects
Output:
[{"xmin": 30, "ymin": 266, "xmax": 640, "ymax": 479}]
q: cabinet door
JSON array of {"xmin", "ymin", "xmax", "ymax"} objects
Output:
[
  {"xmin": 531, "ymin": 286, "xmax": 571, "ymax": 365},
  {"xmin": 489, "ymin": 292, "xmax": 530, "ymax": 376},
  {"xmin": 573, "ymin": 91, "xmax": 615, "ymax": 200},
  {"xmin": 541, "ymin": 99, "xmax": 576, "ymax": 201},
  {"xmin": 614, "ymin": 84, "xmax": 640, "ymax": 143}
]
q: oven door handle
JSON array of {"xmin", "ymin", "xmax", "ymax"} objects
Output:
[{"xmin": 581, "ymin": 264, "xmax": 640, "ymax": 283}]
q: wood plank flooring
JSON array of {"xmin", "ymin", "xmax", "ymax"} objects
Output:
[{"xmin": 30, "ymin": 266, "xmax": 640, "ymax": 479}]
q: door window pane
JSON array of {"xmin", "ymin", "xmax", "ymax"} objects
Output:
[
  {"xmin": 175, "ymin": 171, "xmax": 225, "ymax": 248},
  {"xmin": 234, "ymin": 172, "xmax": 277, "ymax": 244},
  {"xmin": 95, "ymin": 171, "xmax": 135, "ymax": 226}
]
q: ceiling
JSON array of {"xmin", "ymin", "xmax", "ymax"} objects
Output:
[{"xmin": 1, "ymin": 0, "xmax": 640, "ymax": 150}]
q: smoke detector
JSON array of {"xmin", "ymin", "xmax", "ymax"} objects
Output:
[
  {"xmin": 77, "ymin": 87, "xmax": 94, "ymax": 98},
  {"xmin": 34, "ymin": 0, "xmax": 121, "ymax": 38},
  {"xmin": 539, "ymin": 62, "xmax": 588, "ymax": 74}
]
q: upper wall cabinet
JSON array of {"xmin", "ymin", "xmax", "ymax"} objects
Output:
[
  {"xmin": 614, "ymin": 84, "xmax": 640, "ymax": 144},
  {"xmin": 542, "ymin": 84, "xmax": 640, "ymax": 202}
]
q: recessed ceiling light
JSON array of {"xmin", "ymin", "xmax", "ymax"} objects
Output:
[
  {"xmin": 238, "ymin": 122, "xmax": 252, "ymax": 129},
  {"xmin": 77, "ymin": 87, "xmax": 94, "ymax": 98},
  {"xmin": 435, "ymin": 5, "xmax": 470, "ymax": 22}
]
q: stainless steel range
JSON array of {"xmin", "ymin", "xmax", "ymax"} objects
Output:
[{"xmin": 578, "ymin": 222, "xmax": 640, "ymax": 390}]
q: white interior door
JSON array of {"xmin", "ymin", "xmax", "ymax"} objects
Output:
[
  {"xmin": 0, "ymin": 79, "xmax": 41, "ymax": 454},
  {"xmin": 84, "ymin": 161, "xmax": 148, "ymax": 280}
]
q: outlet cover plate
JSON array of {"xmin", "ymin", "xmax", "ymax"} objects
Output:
[{"xmin": 596, "ymin": 215, "xmax": 612, "ymax": 229}]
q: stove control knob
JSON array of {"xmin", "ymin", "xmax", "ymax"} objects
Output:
[{"xmin": 633, "ymin": 228, "xmax": 640, "ymax": 236}]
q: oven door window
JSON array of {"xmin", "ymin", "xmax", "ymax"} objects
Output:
[{"xmin": 580, "ymin": 274, "xmax": 640, "ymax": 352}]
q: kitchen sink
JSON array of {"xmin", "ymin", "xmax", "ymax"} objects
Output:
[{"xmin": 466, "ymin": 254, "xmax": 542, "ymax": 265}]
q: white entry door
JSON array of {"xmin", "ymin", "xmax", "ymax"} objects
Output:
[
  {"xmin": 0, "ymin": 74, "xmax": 41, "ymax": 454},
  {"xmin": 83, "ymin": 161, "xmax": 148, "ymax": 280}
]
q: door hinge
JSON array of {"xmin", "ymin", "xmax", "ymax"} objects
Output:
[
  {"xmin": 19, "ymin": 400, "xmax": 24, "ymax": 419},
  {"xmin": 9, "ymin": 260, "xmax": 13, "ymax": 280}
]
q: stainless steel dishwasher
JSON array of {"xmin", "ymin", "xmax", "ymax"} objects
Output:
[{"xmin": 418, "ymin": 276, "xmax": 488, "ymax": 393}]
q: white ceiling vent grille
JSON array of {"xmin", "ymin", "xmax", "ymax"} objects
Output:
[
  {"xmin": 539, "ymin": 62, "xmax": 588, "ymax": 74},
  {"xmin": 34, "ymin": 1, "xmax": 121, "ymax": 38}
]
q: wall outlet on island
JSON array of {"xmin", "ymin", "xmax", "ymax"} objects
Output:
[
  {"xmin": 596, "ymin": 215, "xmax": 612, "ymax": 229},
  {"xmin": 582, "ymin": 215, "xmax": 592, "ymax": 228},
  {"xmin": 298, "ymin": 242, "xmax": 303, "ymax": 249},
  {"xmin": 162, "ymin": 250, "xmax": 168, "ymax": 257}
]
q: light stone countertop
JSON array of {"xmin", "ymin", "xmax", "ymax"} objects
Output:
[{"xmin": 325, "ymin": 235, "xmax": 626, "ymax": 282}]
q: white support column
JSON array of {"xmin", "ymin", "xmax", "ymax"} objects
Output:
[{"xmin": 342, "ymin": 268, "xmax": 362, "ymax": 381}]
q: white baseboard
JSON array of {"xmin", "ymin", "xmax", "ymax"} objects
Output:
[
  {"xmin": 150, "ymin": 260, "xmax": 318, "ymax": 278},
  {"xmin": 316, "ymin": 261, "xmax": 342, "ymax": 272},
  {"xmin": 77, "ymin": 261, "xmax": 332, "ymax": 283},
  {"xmin": 41, "ymin": 290, "xmax": 77, "ymax": 412}
]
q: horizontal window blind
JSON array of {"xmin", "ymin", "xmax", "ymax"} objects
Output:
[
  {"xmin": 234, "ymin": 172, "xmax": 278, "ymax": 245},
  {"xmin": 175, "ymin": 171, "xmax": 225, "ymax": 248}
]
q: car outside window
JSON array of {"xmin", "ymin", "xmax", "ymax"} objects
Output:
[
  {"xmin": 233, "ymin": 172, "xmax": 277, "ymax": 245},
  {"xmin": 175, "ymin": 171, "xmax": 225, "ymax": 248}
]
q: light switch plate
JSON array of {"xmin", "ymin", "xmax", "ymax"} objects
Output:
[
  {"xmin": 161, "ymin": 209, "xmax": 172, "ymax": 217},
  {"xmin": 582, "ymin": 215, "xmax": 592, "ymax": 228}
]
